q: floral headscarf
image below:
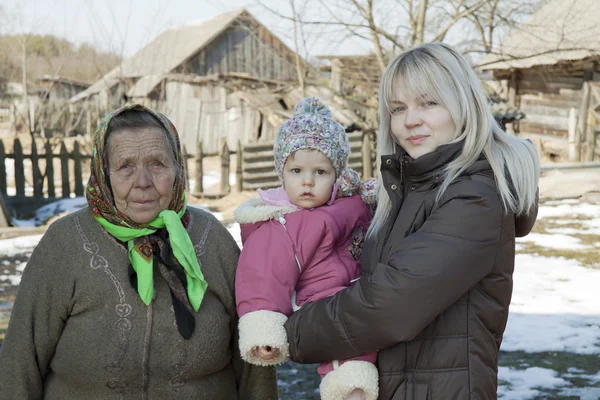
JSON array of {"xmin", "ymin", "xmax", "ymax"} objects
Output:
[
  {"xmin": 87, "ymin": 103, "xmax": 185, "ymax": 227},
  {"xmin": 86, "ymin": 104, "xmax": 207, "ymax": 338}
]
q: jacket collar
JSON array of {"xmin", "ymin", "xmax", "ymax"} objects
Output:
[
  {"xmin": 401, "ymin": 140, "xmax": 465, "ymax": 183},
  {"xmin": 380, "ymin": 140, "xmax": 493, "ymax": 195}
]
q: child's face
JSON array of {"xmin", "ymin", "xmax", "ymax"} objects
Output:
[{"xmin": 282, "ymin": 149, "xmax": 336, "ymax": 209}]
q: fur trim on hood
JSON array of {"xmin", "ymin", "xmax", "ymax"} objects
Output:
[{"xmin": 233, "ymin": 197, "xmax": 299, "ymax": 225}]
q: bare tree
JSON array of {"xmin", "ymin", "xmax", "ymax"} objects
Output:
[
  {"xmin": 253, "ymin": 0, "xmax": 544, "ymax": 71},
  {"xmin": 290, "ymin": 0, "xmax": 306, "ymax": 96}
]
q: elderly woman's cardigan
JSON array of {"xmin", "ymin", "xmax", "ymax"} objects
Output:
[{"xmin": 0, "ymin": 206, "xmax": 278, "ymax": 399}]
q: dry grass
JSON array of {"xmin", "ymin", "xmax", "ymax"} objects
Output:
[{"xmin": 521, "ymin": 213, "xmax": 600, "ymax": 268}]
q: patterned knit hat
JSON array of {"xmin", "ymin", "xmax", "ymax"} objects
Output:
[{"xmin": 274, "ymin": 97, "xmax": 350, "ymax": 179}]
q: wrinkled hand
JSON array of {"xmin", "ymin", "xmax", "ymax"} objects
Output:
[{"xmin": 252, "ymin": 346, "xmax": 281, "ymax": 362}]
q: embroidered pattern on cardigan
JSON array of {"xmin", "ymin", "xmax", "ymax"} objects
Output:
[
  {"xmin": 76, "ymin": 218, "xmax": 131, "ymax": 397},
  {"xmin": 194, "ymin": 218, "xmax": 212, "ymax": 257},
  {"xmin": 169, "ymin": 335, "xmax": 187, "ymax": 397}
]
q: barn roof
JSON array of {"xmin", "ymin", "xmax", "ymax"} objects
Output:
[
  {"xmin": 71, "ymin": 9, "xmax": 300, "ymax": 102},
  {"xmin": 480, "ymin": 0, "xmax": 600, "ymax": 71}
]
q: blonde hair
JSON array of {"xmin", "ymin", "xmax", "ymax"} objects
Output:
[{"xmin": 368, "ymin": 42, "xmax": 540, "ymax": 236}]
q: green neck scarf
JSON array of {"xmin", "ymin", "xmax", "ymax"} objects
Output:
[{"xmin": 95, "ymin": 203, "xmax": 208, "ymax": 311}]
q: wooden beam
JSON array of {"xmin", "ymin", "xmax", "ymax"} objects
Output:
[
  {"xmin": 577, "ymin": 81, "xmax": 592, "ymax": 158},
  {"xmin": 586, "ymin": 111, "xmax": 597, "ymax": 161},
  {"xmin": 568, "ymin": 107, "xmax": 580, "ymax": 161}
]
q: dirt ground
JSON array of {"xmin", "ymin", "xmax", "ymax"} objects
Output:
[{"xmin": 539, "ymin": 166, "xmax": 600, "ymax": 202}]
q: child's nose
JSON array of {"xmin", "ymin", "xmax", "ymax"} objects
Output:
[{"xmin": 302, "ymin": 174, "xmax": 314, "ymax": 186}]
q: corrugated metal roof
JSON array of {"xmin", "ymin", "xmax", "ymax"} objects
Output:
[
  {"xmin": 127, "ymin": 75, "xmax": 164, "ymax": 98},
  {"xmin": 480, "ymin": 0, "xmax": 600, "ymax": 71}
]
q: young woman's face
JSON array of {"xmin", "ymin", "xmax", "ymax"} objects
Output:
[
  {"xmin": 107, "ymin": 127, "xmax": 176, "ymax": 223},
  {"xmin": 282, "ymin": 149, "xmax": 336, "ymax": 209},
  {"xmin": 389, "ymin": 82, "xmax": 456, "ymax": 159}
]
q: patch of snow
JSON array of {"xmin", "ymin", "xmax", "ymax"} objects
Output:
[
  {"xmin": 537, "ymin": 202, "xmax": 600, "ymax": 220},
  {"xmin": 556, "ymin": 387, "xmax": 600, "ymax": 400},
  {"xmin": 498, "ymin": 367, "xmax": 568, "ymax": 399},
  {"xmin": 517, "ymin": 233, "xmax": 590, "ymax": 250},
  {"xmin": 11, "ymin": 197, "xmax": 87, "ymax": 227},
  {"xmin": 0, "ymin": 234, "xmax": 43, "ymax": 257},
  {"xmin": 227, "ymin": 222, "xmax": 242, "ymax": 248},
  {"xmin": 547, "ymin": 227, "xmax": 600, "ymax": 235},
  {"xmin": 0, "ymin": 274, "xmax": 22, "ymax": 285},
  {"xmin": 503, "ymin": 254, "xmax": 600, "ymax": 354}
]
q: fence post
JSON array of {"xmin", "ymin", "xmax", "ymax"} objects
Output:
[
  {"xmin": 195, "ymin": 141, "xmax": 203, "ymax": 193},
  {"xmin": 568, "ymin": 108, "xmax": 580, "ymax": 161},
  {"xmin": 220, "ymin": 139, "xmax": 230, "ymax": 194},
  {"xmin": 14, "ymin": 139, "xmax": 25, "ymax": 197},
  {"xmin": 236, "ymin": 140, "xmax": 243, "ymax": 192},
  {"xmin": 31, "ymin": 140, "xmax": 43, "ymax": 198},
  {"xmin": 45, "ymin": 140, "xmax": 55, "ymax": 198},
  {"xmin": 60, "ymin": 142, "xmax": 70, "ymax": 198},
  {"xmin": 0, "ymin": 140, "xmax": 6, "ymax": 195},
  {"xmin": 586, "ymin": 110, "xmax": 597, "ymax": 161},
  {"xmin": 73, "ymin": 141, "xmax": 84, "ymax": 196},
  {"xmin": 182, "ymin": 145, "xmax": 190, "ymax": 191},
  {"xmin": 362, "ymin": 132, "xmax": 373, "ymax": 179}
]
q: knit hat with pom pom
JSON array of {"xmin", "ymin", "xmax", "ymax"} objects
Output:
[{"xmin": 274, "ymin": 96, "xmax": 350, "ymax": 180}]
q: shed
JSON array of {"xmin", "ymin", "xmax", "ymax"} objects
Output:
[
  {"xmin": 70, "ymin": 9, "xmax": 314, "ymax": 154},
  {"xmin": 480, "ymin": 0, "xmax": 600, "ymax": 161}
]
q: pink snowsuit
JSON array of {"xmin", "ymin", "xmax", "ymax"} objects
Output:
[{"xmin": 234, "ymin": 187, "xmax": 377, "ymax": 390}]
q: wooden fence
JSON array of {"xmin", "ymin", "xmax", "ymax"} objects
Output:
[
  {"xmin": 0, "ymin": 138, "xmax": 91, "ymax": 198},
  {"xmin": 0, "ymin": 130, "xmax": 377, "ymax": 220}
]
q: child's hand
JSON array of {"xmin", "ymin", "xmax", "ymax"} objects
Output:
[{"xmin": 252, "ymin": 346, "xmax": 281, "ymax": 362}]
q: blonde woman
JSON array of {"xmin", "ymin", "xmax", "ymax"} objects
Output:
[{"xmin": 284, "ymin": 42, "xmax": 539, "ymax": 400}]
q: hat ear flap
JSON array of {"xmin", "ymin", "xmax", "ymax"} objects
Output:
[{"xmin": 327, "ymin": 183, "xmax": 339, "ymax": 205}]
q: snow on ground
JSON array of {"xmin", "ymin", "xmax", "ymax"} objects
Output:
[
  {"xmin": 0, "ymin": 235, "xmax": 41, "ymax": 285},
  {"xmin": 497, "ymin": 367, "xmax": 569, "ymax": 400},
  {"xmin": 0, "ymin": 235, "xmax": 43, "ymax": 259},
  {"xmin": 503, "ymin": 254, "xmax": 600, "ymax": 354},
  {"xmin": 517, "ymin": 232, "xmax": 590, "ymax": 249},
  {"xmin": 497, "ymin": 199, "xmax": 600, "ymax": 399},
  {"xmin": 1, "ymin": 198, "xmax": 599, "ymax": 398},
  {"xmin": 11, "ymin": 197, "xmax": 88, "ymax": 227}
]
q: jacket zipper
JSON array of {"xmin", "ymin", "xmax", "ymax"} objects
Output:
[
  {"xmin": 399, "ymin": 156, "xmax": 405, "ymax": 185},
  {"xmin": 318, "ymin": 208, "xmax": 354, "ymax": 284}
]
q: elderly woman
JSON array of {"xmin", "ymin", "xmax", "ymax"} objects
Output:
[
  {"xmin": 284, "ymin": 43, "xmax": 540, "ymax": 400},
  {"xmin": 0, "ymin": 104, "xmax": 277, "ymax": 399}
]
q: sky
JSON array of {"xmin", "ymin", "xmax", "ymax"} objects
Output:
[{"xmin": 0, "ymin": 0, "xmax": 373, "ymax": 59}]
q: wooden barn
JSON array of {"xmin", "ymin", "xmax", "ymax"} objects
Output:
[
  {"xmin": 70, "ymin": 9, "xmax": 318, "ymax": 154},
  {"xmin": 480, "ymin": 0, "xmax": 600, "ymax": 162},
  {"xmin": 38, "ymin": 75, "xmax": 90, "ymax": 101}
]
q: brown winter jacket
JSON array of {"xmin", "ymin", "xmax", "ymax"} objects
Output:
[{"xmin": 285, "ymin": 141, "xmax": 538, "ymax": 400}]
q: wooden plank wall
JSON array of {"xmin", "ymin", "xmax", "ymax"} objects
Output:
[
  {"xmin": 519, "ymin": 89, "xmax": 582, "ymax": 137},
  {"xmin": 163, "ymin": 82, "xmax": 282, "ymax": 155},
  {"xmin": 185, "ymin": 26, "xmax": 297, "ymax": 81}
]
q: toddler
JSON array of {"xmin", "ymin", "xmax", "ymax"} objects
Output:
[{"xmin": 234, "ymin": 97, "xmax": 378, "ymax": 400}]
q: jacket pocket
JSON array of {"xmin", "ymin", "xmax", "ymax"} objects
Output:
[{"xmin": 392, "ymin": 380, "xmax": 430, "ymax": 400}]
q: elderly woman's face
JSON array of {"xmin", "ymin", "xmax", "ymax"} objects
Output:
[{"xmin": 107, "ymin": 127, "xmax": 176, "ymax": 223}]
